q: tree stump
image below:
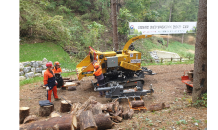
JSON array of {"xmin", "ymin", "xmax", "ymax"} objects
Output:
[
  {"xmin": 68, "ymin": 86, "xmax": 77, "ymax": 91},
  {"xmin": 23, "ymin": 115, "xmax": 38, "ymax": 124},
  {"xmin": 79, "ymin": 110, "xmax": 97, "ymax": 130},
  {"xmin": 60, "ymin": 100, "xmax": 72, "ymax": 113},
  {"xmin": 94, "ymin": 113, "xmax": 113, "ymax": 130},
  {"xmin": 50, "ymin": 111, "xmax": 61, "ymax": 118},
  {"xmin": 148, "ymin": 102, "xmax": 165, "ymax": 111},
  {"xmin": 128, "ymin": 109, "xmax": 134, "ymax": 119},
  {"xmin": 130, "ymin": 100, "xmax": 145, "ymax": 108},
  {"xmin": 39, "ymin": 105, "xmax": 54, "ymax": 117},
  {"xmin": 20, "ymin": 107, "xmax": 30, "ymax": 124}
]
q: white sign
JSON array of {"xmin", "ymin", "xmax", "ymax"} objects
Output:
[
  {"xmin": 131, "ymin": 59, "xmax": 141, "ymax": 63},
  {"xmin": 130, "ymin": 53, "xmax": 133, "ymax": 57},
  {"xmin": 129, "ymin": 22, "xmax": 197, "ymax": 35}
]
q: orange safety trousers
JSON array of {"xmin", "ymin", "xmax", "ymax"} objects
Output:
[{"xmin": 47, "ymin": 86, "xmax": 58, "ymax": 102}]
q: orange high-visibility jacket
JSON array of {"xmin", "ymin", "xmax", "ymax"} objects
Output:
[
  {"xmin": 44, "ymin": 69, "xmax": 55, "ymax": 85},
  {"xmin": 93, "ymin": 67, "xmax": 102, "ymax": 76},
  {"xmin": 52, "ymin": 67, "xmax": 62, "ymax": 73}
]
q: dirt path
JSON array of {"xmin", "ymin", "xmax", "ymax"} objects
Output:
[{"xmin": 19, "ymin": 64, "xmax": 207, "ymax": 129}]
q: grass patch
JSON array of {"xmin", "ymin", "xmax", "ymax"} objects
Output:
[{"xmin": 20, "ymin": 42, "xmax": 77, "ymax": 69}]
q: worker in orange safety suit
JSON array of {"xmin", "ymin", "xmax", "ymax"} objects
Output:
[
  {"xmin": 44, "ymin": 62, "xmax": 61, "ymax": 102},
  {"xmin": 93, "ymin": 61, "xmax": 105, "ymax": 97},
  {"xmin": 52, "ymin": 61, "xmax": 64, "ymax": 88}
]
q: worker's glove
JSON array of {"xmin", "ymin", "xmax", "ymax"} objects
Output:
[
  {"xmin": 94, "ymin": 69, "xmax": 96, "ymax": 72},
  {"xmin": 59, "ymin": 72, "xmax": 61, "ymax": 74},
  {"xmin": 55, "ymin": 80, "xmax": 58, "ymax": 85},
  {"xmin": 46, "ymin": 87, "xmax": 49, "ymax": 91}
]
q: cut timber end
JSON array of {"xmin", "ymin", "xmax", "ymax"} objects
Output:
[
  {"xmin": 130, "ymin": 100, "xmax": 145, "ymax": 108},
  {"xmin": 50, "ymin": 111, "xmax": 61, "ymax": 118},
  {"xmin": 39, "ymin": 105, "xmax": 54, "ymax": 117},
  {"xmin": 23, "ymin": 115, "xmax": 38, "ymax": 124},
  {"xmin": 60, "ymin": 100, "xmax": 72, "ymax": 113},
  {"xmin": 20, "ymin": 107, "xmax": 30, "ymax": 124}
]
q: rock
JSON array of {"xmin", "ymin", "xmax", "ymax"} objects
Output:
[
  {"xmin": 22, "ymin": 62, "xmax": 30, "ymax": 66},
  {"xmin": 194, "ymin": 122, "xmax": 198, "ymax": 126},
  {"xmin": 62, "ymin": 68, "xmax": 66, "ymax": 72},
  {"xmin": 19, "ymin": 71, "xmax": 24, "ymax": 76},
  {"xmin": 19, "ymin": 76, "xmax": 26, "ymax": 81},
  {"xmin": 42, "ymin": 58, "xmax": 48, "ymax": 63},
  {"xmin": 20, "ymin": 63, "xmax": 24, "ymax": 71},
  {"xmin": 36, "ymin": 67, "xmax": 42, "ymax": 73},
  {"xmin": 36, "ymin": 61, "xmax": 42, "ymax": 67},
  {"xmin": 41, "ymin": 65, "xmax": 47, "ymax": 70},
  {"xmin": 30, "ymin": 61, "xmax": 37, "ymax": 67},
  {"xmin": 35, "ymin": 73, "xmax": 42, "ymax": 77},
  {"xmin": 42, "ymin": 70, "xmax": 46, "ymax": 76},
  {"xmin": 31, "ymin": 68, "xmax": 36, "ymax": 73},
  {"xmin": 25, "ymin": 72, "xmax": 35, "ymax": 79},
  {"xmin": 23, "ymin": 67, "xmax": 31, "ymax": 73}
]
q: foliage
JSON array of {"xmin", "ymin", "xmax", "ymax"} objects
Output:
[{"xmin": 193, "ymin": 93, "xmax": 207, "ymax": 107}]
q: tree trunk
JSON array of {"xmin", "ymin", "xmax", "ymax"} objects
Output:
[
  {"xmin": 60, "ymin": 100, "xmax": 72, "ymax": 113},
  {"xmin": 94, "ymin": 113, "xmax": 113, "ymax": 130},
  {"xmin": 20, "ymin": 107, "xmax": 30, "ymax": 124},
  {"xmin": 192, "ymin": 0, "xmax": 207, "ymax": 102},
  {"xmin": 39, "ymin": 105, "xmax": 54, "ymax": 117},
  {"xmin": 68, "ymin": 86, "xmax": 77, "ymax": 91},
  {"xmin": 130, "ymin": 100, "xmax": 145, "ymax": 108},
  {"xmin": 19, "ymin": 114, "xmax": 72, "ymax": 130},
  {"xmin": 182, "ymin": 33, "xmax": 184, "ymax": 44},
  {"xmin": 111, "ymin": 0, "xmax": 118, "ymax": 51},
  {"xmin": 23, "ymin": 115, "xmax": 38, "ymax": 124},
  {"xmin": 79, "ymin": 110, "xmax": 97, "ymax": 130},
  {"xmin": 166, "ymin": 6, "xmax": 172, "ymax": 48},
  {"xmin": 148, "ymin": 102, "xmax": 165, "ymax": 111}
]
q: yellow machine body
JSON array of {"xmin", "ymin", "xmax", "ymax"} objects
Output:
[{"xmin": 76, "ymin": 35, "xmax": 152, "ymax": 80}]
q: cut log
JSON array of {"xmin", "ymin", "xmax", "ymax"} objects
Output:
[
  {"xmin": 91, "ymin": 104, "xmax": 103, "ymax": 115},
  {"xmin": 72, "ymin": 114, "xmax": 78, "ymax": 129},
  {"xmin": 62, "ymin": 77, "xmax": 70, "ymax": 80},
  {"xmin": 68, "ymin": 86, "xmax": 77, "ymax": 91},
  {"xmin": 63, "ymin": 80, "xmax": 73, "ymax": 82},
  {"xmin": 113, "ymin": 101, "xmax": 119, "ymax": 112},
  {"xmin": 119, "ymin": 105, "xmax": 123, "ymax": 112},
  {"xmin": 122, "ymin": 106, "xmax": 129, "ymax": 120},
  {"xmin": 71, "ymin": 102, "xmax": 81, "ymax": 114},
  {"xmin": 111, "ymin": 116, "xmax": 122, "ymax": 122},
  {"xmin": 39, "ymin": 105, "xmax": 54, "ymax": 117},
  {"xmin": 64, "ymin": 82, "xmax": 76, "ymax": 87},
  {"xmin": 20, "ymin": 114, "xmax": 72, "ymax": 130},
  {"xmin": 20, "ymin": 107, "xmax": 30, "ymax": 124},
  {"xmin": 23, "ymin": 115, "xmax": 38, "ymax": 124},
  {"xmin": 94, "ymin": 113, "xmax": 113, "ymax": 130},
  {"xmin": 79, "ymin": 110, "xmax": 97, "ymax": 130},
  {"xmin": 50, "ymin": 111, "xmax": 61, "ymax": 118},
  {"xmin": 60, "ymin": 100, "xmax": 72, "ymax": 113},
  {"xmin": 148, "ymin": 102, "xmax": 165, "ymax": 111},
  {"xmin": 130, "ymin": 100, "xmax": 145, "ymax": 108},
  {"xmin": 128, "ymin": 109, "xmax": 134, "ymax": 119}
]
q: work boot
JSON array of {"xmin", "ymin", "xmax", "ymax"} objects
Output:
[{"xmin": 55, "ymin": 98, "xmax": 61, "ymax": 101}]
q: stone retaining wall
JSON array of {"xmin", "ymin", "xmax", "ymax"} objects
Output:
[{"xmin": 19, "ymin": 58, "xmax": 70, "ymax": 81}]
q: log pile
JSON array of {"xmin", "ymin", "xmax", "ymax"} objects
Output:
[{"xmin": 19, "ymin": 97, "xmax": 136, "ymax": 130}]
